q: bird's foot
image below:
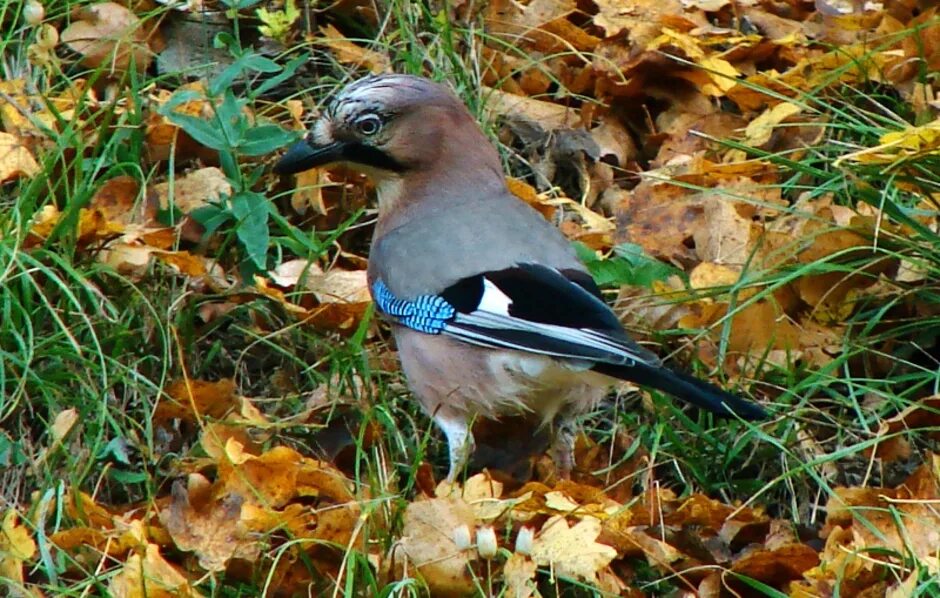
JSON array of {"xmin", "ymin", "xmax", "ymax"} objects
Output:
[{"xmin": 550, "ymin": 418, "xmax": 577, "ymax": 480}]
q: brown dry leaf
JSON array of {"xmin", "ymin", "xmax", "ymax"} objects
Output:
[
  {"xmin": 276, "ymin": 260, "xmax": 370, "ymax": 305},
  {"xmin": 437, "ymin": 472, "xmax": 530, "ymax": 522},
  {"xmin": 109, "ymin": 543, "xmax": 198, "ymax": 598},
  {"xmin": 260, "ymin": 262, "xmax": 372, "ymax": 333},
  {"xmin": 544, "ymin": 491, "xmax": 581, "ymax": 513},
  {"xmin": 869, "ymin": 396, "xmax": 940, "ymax": 462},
  {"xmin": 154, "ymin": 378, "xmax": 238, "ymax": 424},
  {"xmin": 530, "ymin": 515, "xmax": 617, "ymax": 584},
  {"xmin": 482, "ymin": 86, "xmax": 581, "ymax": 131},
  {"xmin": 316, "ymin": 24, "xmax": 390, "ymax": 73},
  {"xmin": 799, "ymin": 525, "xmax": 882, "ymax": 596},
  {"xmin": 98, "ymin": 244, "xmax": 212, "ymax": 281},
  {"xmin": 253, "ymin": 276, "xmax": 308, "ymax": 315},
  {"xmin": 593, "ymin": 0, "xmax": 702, "ymax": 47},
  {"xmin": 546, "ymin": 196, "xmax": 615, "ymax": 238},
  {"xmin": 63, "ymin": 490, "xmax": 115, "ymax": 529},
  {"xmin": 0, "ymin": 131, "xmax": 40, "ymax": 182},
  {"xmin": 507, "ymin": 177, "xmax": 556, "ymax": 220},
  {"xmin": 398, "ymin": 496, "xmax": 478, "ymax": 596},
  {"xmin": 50, "ymin": 515, "xmax": 156, "ymax": 566},
  {"xmin": 89, "ymin": 176, "xmax": 157, "ymax": 226},
  {"xmin": 199, "ymin": 422, "xmax": 259, "ymax": 461},
  {"xmin": 308, "ymin": 269, "xmax": 371, "ymax": 304},
  {"xmin": 887, "ymin": 570, "xmax": 920, "ymax": 598},
  {"xmin": 648, "ymin": 29, "xmax": 740, "ymax": 97},
  {"xmin": 0, "ymin": 79, "xmax": 89, "ymax": 135},
  {"xmin": 614, "ymin": 181, "xmax": 702, "ymax": 263},
  {"xmin": 151, "ymin": 166, "xmax": 232, "ymax": 213},
  {"xmin": 503, "ymin": 553, "xmax": 538, "ymax": 598},
  {"xmin": 26, "ymin": 205, "xmax": 126, "ymax": 248},
  {"xmin": 692, "ymin": 200, "xmax": 756, "ymax": 265},
  {"xmin": 97, "ymin": 244, "xmax": 152, "ymax": 279},
  {"xmin": 0, "ymin": 510, "xmax": 37, "ymax": 585},
  {"xmin": 0, "ymin": 80, "xmax": 37, "ymax": 135},
  {"xmin": 616, "ymin": 276, "xmax": 699, "ymax": 333},
  {"xmin": 601, "ymin": 520, "xmax": 684, "ymax": 566},
  {"xmin": 724, "ymin": 299, "xmax": 802, "ymax": 355},
  {"xmin": 290, "ymin": 168, "xmax": 329, "ymax": 215},
  {"xmin": 731, "ymin": 542, "xmax": 820, "ymax": 585},
  {"xmin": 683, "ymin": 0, "xmax": 728, "ymax": 9},
  {"xmin": 485, "ymin": 0, "xmax": 599, "ymax": 55},
  {"xmin": 796, "ymin": 227, "xmax": 878, "ymax": 322},
  {"xmin": 669, "ymin": 493, "xmax": 762, "ymax": 530},
  {"xmin": 688, "ymin": 262, "xmax": 741, "ymax": 289},
  {"xmin": 813, "ymin": 456, "xmax": 940, "ymax": 587},
  {"xmin": 213, "ymin": 443, "xmax": 360, "ymax": 550},
  {"xmin": 61, "ymin": 2, "xmax": 153, "ymax": 72},
  {"xmin": 217, "ymin": 443, "xmax": 303, "ymax": 509},
  {"xmin": 159, "ymin": 478, "xmax": 261, "ymax": 572},
  {"xmin": 239, "ymin": 502, "xmax": 319, "ymax": 545},
  {"xmin": 740, "ymin": 101, "xmax": 803, "ymax": 148},
  {"xmin": 726, "ymin": 43, "xmax": 896, "ymax": 112}
]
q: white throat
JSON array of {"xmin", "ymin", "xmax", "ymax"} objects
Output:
[{"xmin": 372, "ymin": 174, "xmax": 405, "ymax": 215}]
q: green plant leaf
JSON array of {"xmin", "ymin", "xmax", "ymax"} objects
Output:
[
  {"xmin": 164, "ymin": 111, "xmax": 228, "ymax": 152},
  {"xmin": 240, "ymin": 124, "xmax": 298, "ymax": 156},
  {"xmin": 215, "ymin": 90, "xmax": 245, "ymax": 146},
  {"xmin": 191, "ymin": 203, "xmax": 231, "ymax": 238},
  {"xmin": 230, "ymin": 190, "xmax": 270, "ymax": 270},
  {"xmin": 575, "ymin": 242, "xmax": 682, "ymax": 288},
  {"xmin": 254, "ymin": 54, "xmax": 307, "ymax": 98}
]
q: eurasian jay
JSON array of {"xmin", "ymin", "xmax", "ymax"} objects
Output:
[{"xmin": 274, "ymin": 74, "xmax": 768, "ymax": 482}]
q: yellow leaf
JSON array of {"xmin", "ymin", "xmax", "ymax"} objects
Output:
[
  {"xmin": 109, "ymin": 543, "xmax": 198, "ymax": 598},
  {"xmin": 51, "ymin": 408, "xmax": 79, "ymax": 444},
  {"xmin": 503, "ymin": 553, "xmax": 538, "ymax": 598},
  {"xmin": 0, "ymin": 131, "xmax": 40, "ymax": 182},
  {"xmin": 743, "ymin": 102, "xmax": 802, "ymax": 147},
  {"xmin": 399, "ymin": 496, "xmax": 477, "ymax": 595},
  {"xmin": 316, "ymin": 24, "xmax": 390, "ymax": 74},
  {"xmin": 0, "ymin": 510, "xmax": 37, "ymax": 585},
  {"xmin": 530, "ymin": 515, "xmax": 616, "ymax": 583}
]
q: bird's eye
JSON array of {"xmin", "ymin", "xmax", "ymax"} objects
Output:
[{"xmin": 355, "ymin": 114, "xmax": 382, "ymax": 136}]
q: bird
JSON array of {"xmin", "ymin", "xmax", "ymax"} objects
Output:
[{"xmin": 274, "ymin": 74, "xmax": 768, "ymax": 482}]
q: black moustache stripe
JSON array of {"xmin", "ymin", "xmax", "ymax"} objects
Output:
[{"xmin": 342, "ymin": 143, "xmax": 408, "ymax": 173}]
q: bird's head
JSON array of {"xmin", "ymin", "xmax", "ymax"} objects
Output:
[{"xmin": 274, "ymin": 74, "xmax": 499, "ymax": 185}]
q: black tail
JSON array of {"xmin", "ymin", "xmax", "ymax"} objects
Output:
[{"xmin": 594, "ymin": 362, "xmax": 768, "ymax": 421}]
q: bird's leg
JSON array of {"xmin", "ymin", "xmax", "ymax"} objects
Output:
[
  {"xmin": 550, "ymin": 413, "xmax": 578, "ymax": 480},
  {"xmin": 435, "ymin": 414, "xmax": 475, "ymax": 483}
]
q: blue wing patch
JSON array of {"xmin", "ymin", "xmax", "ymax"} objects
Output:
[{"xmin": 372, "ymin": 279, "xmax": 455, "ymax": 334}]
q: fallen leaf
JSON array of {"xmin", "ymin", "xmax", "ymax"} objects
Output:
[
  {"xmin": 0, "ymin": 510, "xmax": 37, "ymax": 585},
  {"xmin": 0, "ymin": 131, "xmax": 40, "ymax": 182},
  {"xmin": 741, "ymin": 102, "xmax": 803, "ymax": 148},
  {"xmin": 109, "ymin": 543, "xmax": 198, "ymax": 598},
  {"xmin": 316, "ymin": 24, "xmax": 390, "ymax": 73},
  {"xmin": 731, "ymin": 542, "xmax": 820, "ymax": 585},
  {"xmin": 503, "ymin": 553, "xmax": 538, "ymax": 598},
  {"xmin": 49, "ymin": 408, "xmax": 79, "ymax": 452},
  {"xmin": 61, "ymin": 2, "xmax": 153, "ymax": 71},
  {"xmin": 530, "ymin": 515, "xmax": 617, "ymax": 584},
  {"xmin": 154, "ymin": 378, "xmax": 238, "ymax": 423},
  {"xmin": 151, "ymin": 166, "xmax": 232, "ymax": 213},
  {"xmin": 399, "ymin": 496, "xmax": 478, "ymax": 596},
  {"xmin": 159, "ymin": 479, "xmax": 260, "ymax": 572}
]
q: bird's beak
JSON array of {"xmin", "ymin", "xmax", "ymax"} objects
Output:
[{"xmin": 273, "ymin": 136, "xmax": 346, "ymax": 175}]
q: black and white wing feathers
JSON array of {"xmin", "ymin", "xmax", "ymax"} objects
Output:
[
  {"xmin": 372, "ymin": 262, "xmax": 768, "ymax": 420},
  {"xmin": 439, "ymin": 263, "xmax": 660, "ymax": 367}
]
